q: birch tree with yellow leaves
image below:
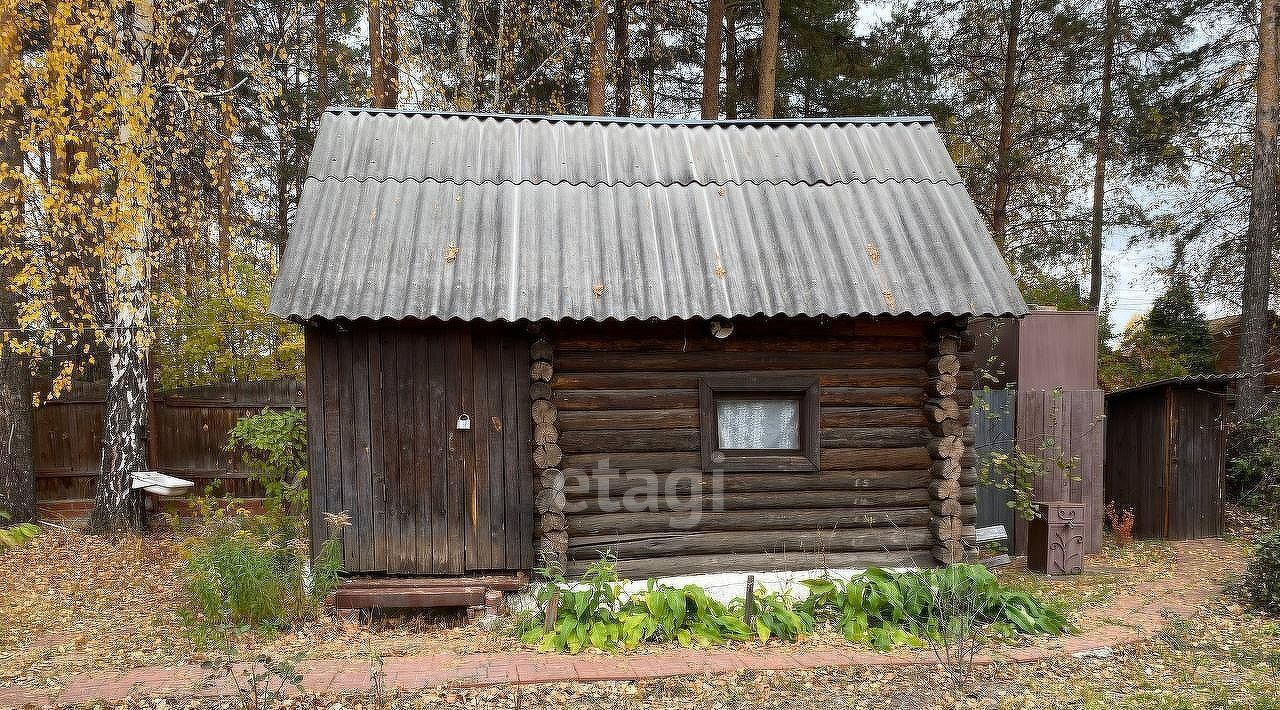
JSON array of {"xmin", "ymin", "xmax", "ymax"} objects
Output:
[{"xmin": 4, "ymin": 0, "xmax": 247, "ymax": 531}]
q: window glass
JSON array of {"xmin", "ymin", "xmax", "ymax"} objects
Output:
[{"xmin": 716, "ymin": 398, "xmax": 800, "ymax": 450}]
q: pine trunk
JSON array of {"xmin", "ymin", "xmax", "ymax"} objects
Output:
[
  {"xmin": 369, "ymin": 0, "xmax": 386, "ymax": 107},
  {"xmin": 0, "ymin": 4, "xmax": 34, "ymax": 523},
  {"xmin": 1240, "ymin": 0, "xmax": 1280, "ymax": 416},
  {"xmin": 991, "ymin": 0, "xmax": 1023, "ymax": 252},
  {"xmin": 614, "ymin": 0, "xmax": 630, "ymax": 116},
  {"xmin": 701, "ymin": 0, "xmax": 724, "ymax": 119},
  {"xmin": 587, "ymin": 0, "xmax": 607, "ymax": 115},
  {"xmin": 757, "ymin": 0, "xmax": 779, "ymax": 118},
  {"xmin": 724, "ymin": 7, "xmax": 737, "ymax": 119},
  {"xmin": 384, "ymin": 2, "xmax": 400, "ymax": 108},
  {"xmin": 90, "ymin": 0, "xmax": 154, "ymax": 534},
  {"xmin": 315, "ymin": 0, "xmax": 329, "ymax": 113},
  {"xmin": 1086, "ymin": 0, "xmax": 1116, "ymax": 311}
]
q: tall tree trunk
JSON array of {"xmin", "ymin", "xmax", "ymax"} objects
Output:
[
  {"xmin": 217, "ymin": 0, "xmax": 235, "ymax": 283},
  {"xmin": 1086, "ymin": 0, "xmax": 1117, "ymax": 311},
  {"xmin": 614, "ymin": 0, "xmax": 630, "ymax": 116},
  {"xmin": 587, "ymin": 0, "xmax": 607, "ymax": 115},
  {"xmin": 455, "ymin": 0, "xmax": 474, "ymax": 110},
  {"xmin": 724, "ymin": 5, "xmax": 737, "ymax": 119},
  {"xmin": 369, "ymin": 0, "xmax": 386, "ymax": 107},
  {"xmin": 90, "ymin": 0, "xmax": 154, "ymax": 534},
  {"xmin": 1240, "ymin": 0, "xmax": 1280, "ymax": 416},
  {"xmin": 645, "ymin": 0, "xmax": 656, "ymax": 117},
  {"xmin": 757, "ymin": 0, "xmax": 779, "ymax": 118},
  {"xmin": 701, "ymin": 0, "xmax": 723, "ymax": 119},
  {"xmin": 990, "ymin": 0, "xmax": 1023, "ymax": 252},
  {"xmin": 384, "ymin": 1, "xmax": 399, "ymax": 108},
  {"xmin": 0, "ymin": 0, "xmax": 34, "ymax": 524},
  {"xmin": 315, "ymin": 0, "xmax": 329, "ymax": 114}
]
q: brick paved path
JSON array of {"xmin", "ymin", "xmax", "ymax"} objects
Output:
[{"xmin": 0, "ymin": 539, "xmax": 1241, "ymax": 708}]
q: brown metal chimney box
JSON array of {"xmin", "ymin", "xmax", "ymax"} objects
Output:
[{"xmin": 1027, "ymin": 502, "xmax": 1086, "ymax": 575}]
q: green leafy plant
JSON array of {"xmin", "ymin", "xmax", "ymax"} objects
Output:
[
  {"xmin": 1242, "ymin": 528, "xmax": 1280, "ymax": 615},
  {"xmin": 198, "ymin": 648, "xmax": 306, "ymax": 710},
  {"xmin": 733, "ymin": 589, "xmax": 814, "ymax": 642},
  {"xmin": 0, "ymin": 512, "xmax": 38, "ymax": 551},
  {"xmin": 1229, "ymin": 400, "xmax": 1280, "ymax": 514},
  {"xmin": 178, "ymin": 499, "xmax": 344, "ymax": 640},
  {"xmin": 800, "ymin": 564, "xmax": 1068, "ymax": 651},
  {"xmin": 521, "ymin": 555, "xmax": 754, "ymax": 652},
  {"xmin": 226, "ymin": 408, "xmax": 308, "ymax": 519}
]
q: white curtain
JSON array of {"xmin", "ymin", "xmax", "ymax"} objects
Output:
[{"xmin": 716, "ymin": 399, "xmax": 800, "ymax": 449}]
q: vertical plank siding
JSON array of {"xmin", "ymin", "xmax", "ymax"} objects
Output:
[
  {"xmin": 1105, "ymin": 384, "xmax": 1225, "ymax": 541},
  {"xmin": 1013, "ymin": 389, "xmax": 1105, "ymax": 554},
  {"xmin": 307, "ymin": 321, "xmax": 534, "ymax": 575},
  {"xmin": 33, "ymin": 379, "xmax": 306, "ymax": 511},
  {"xmin": 550, "ymin": 317, "xmax": 959, "ymax": 578}
]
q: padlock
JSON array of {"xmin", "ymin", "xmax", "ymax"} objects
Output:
[{"xmin": 456, "ymin": 414, "xmax": 471, "ymax": 430}]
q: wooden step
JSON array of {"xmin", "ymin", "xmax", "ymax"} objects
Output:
[
  {"xmin": 330, "ymin": 572, "xmax": 528, "ymax": 609},
  {"xmin": 331, "ymin": 585, "xmax": 489, "ymax": 609}
]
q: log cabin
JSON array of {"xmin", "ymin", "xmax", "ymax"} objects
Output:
[{"xmin": 268, "ymin": 109, "xmax": 1027, "ymax": 589}]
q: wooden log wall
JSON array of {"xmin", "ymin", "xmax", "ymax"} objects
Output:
[
  {"xmin": 550, "ymin": 316, "xmax": 973, "ymax": 578},
  {"xmin": 529, "ymin": 329, "xmax": 569, "ymax": 570},
  {"xmin": 925, "ymin": 318, "xmax": 976, "ymax": 563}
]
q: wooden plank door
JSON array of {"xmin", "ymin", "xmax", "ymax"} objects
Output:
[
  {"xmin": 419, "ymin": 323, "xmax": 533, "ymax": 574},
  {"xmin": 308, "ymin": 322, "xmax": 534, "ymax": 576}
]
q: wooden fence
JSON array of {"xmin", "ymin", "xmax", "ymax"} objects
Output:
[
  {"xmin": 973, "ymin": 388, "xmax": 1105, "ymax": 555},
  {"xmin": 34, "ymin": 379, "xmax": 305, "ymax": 516}
]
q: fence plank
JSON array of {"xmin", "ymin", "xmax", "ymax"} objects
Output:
[{"xmin": 34, "ymin": 379, "xmax": 308, "ymax": 510}]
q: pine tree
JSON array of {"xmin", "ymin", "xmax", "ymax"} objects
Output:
[{"xmin": 1147, "ymin": 280, "xmax": 1218, "ymax": 375}]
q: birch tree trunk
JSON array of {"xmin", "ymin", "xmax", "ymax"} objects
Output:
[
  {"xmin": 1240, "ymin": 0, "xmax": 1280, "ymax": 416},
  {"xmin": 587, "ymin": 0, "xmax": 607, "ymax": 115},
  {"xmin": 89, "ymin": 0, "xmax": 154, "ymax": 534},
  {"xmin": 0, "ymin": 0, "xmax": 34, "ymax": 523},
  {"xmin": 455, "ymin": 0, "xmax": 475, "ymax": 110},
  {"xmin": 757, "ymin": 0, "xmax": 779, "ymax": 118},
  {"xmin": 701, "ymin": 0, "xmax": 723, "ymax": 119},
  {"xmin": 217, "ymin": 0, "xmax": 236, "ymax": 282},
  {"xmin": 990, "ymin": 0, "xmax": 1023, "ymax": 252}
]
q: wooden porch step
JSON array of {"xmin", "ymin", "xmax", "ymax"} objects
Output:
[{"xmin": 330, "ymin": 573, "xmax": 529, "ymax": 609}]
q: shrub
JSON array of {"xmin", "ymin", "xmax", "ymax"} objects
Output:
[
  {"xmin": 226, "ymin": 408, "xmax": 308, "ymax": 519},
  {"xmin": 1229, "ymin": 401, "xmax": 1280, "ymax": 513},
  {"xmin": 179, "ymin": 500, "xmax": 345, "ymax": 635},
  {"xmin": 0, "ymin": 512, "xmax": 38, "ymax": 552},
  {"xmin": 1242, "ymin": 528, "xmax": 1280, "ymax": 615}
]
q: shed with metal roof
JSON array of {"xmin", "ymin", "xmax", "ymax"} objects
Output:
[
  {"xmin": 272, "ymin": 110, "xmax": 1027, "ymax": 585},
  {"xmin": 1104, "ymin": 375, "xmax": 1233, "ymax": 541}
]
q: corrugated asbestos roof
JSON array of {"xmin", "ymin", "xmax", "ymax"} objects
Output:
[{"xmin": 270, "ymin": 109, "xmax": 1028, "ymax": 322}]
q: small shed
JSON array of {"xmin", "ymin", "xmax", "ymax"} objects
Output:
[
  {"xmin": 269, "ymin": 109, "xmax": 1027, "ymax": 579},
  {"xmin": 1104, "ymin": 375, "xmax": 1229, "ymax": 540}
]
